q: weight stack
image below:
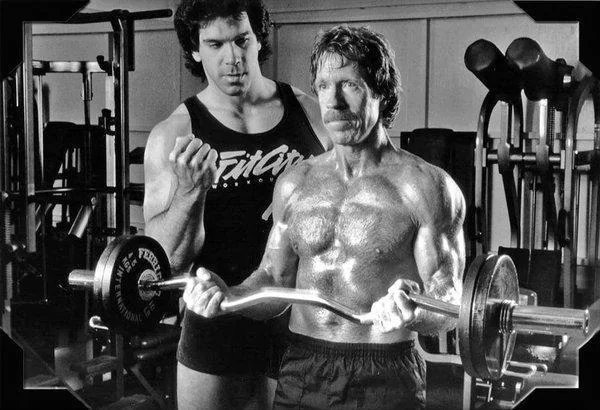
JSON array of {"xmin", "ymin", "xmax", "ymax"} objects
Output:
[{"xmin": 400, "ymin": 128, "xmax": 476, "ymax": 263}]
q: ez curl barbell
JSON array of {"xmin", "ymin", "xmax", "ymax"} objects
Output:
[{"xmin": 68, "ymin": 235, "xmax": 589, "ymax": 381}]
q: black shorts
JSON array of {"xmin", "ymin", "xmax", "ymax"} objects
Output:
[
  {"xmin": 273, "ymin": 333, "xmax": 426, "ymax": 410},
  {"xmin": 176, "ymin": 308, "xmax": 290, "ymax": 378}
]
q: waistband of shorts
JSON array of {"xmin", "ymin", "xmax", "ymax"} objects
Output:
[{"xmin": 288, "ymin": 332, "xmax": 415, "ymax": 357}]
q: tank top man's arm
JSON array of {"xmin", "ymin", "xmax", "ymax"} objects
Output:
[{"xmin": 143, "ymin": 112, "xmax": 218, "ymax": 275}]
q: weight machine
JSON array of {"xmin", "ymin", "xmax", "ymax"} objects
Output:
[
  {"xmin": 1, "ymin": 7, "xmax": 175, "ymax": 408},
  {"xmin": 465, "ymin": 36, "xmax": 600, "ymax": 407}
]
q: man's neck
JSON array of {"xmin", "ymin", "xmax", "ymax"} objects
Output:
[
  {"xmin": 333, "ymin": 123, "xmax": 391, "ymax": 180},
  {"xmin": 202, "ymin": 75, "xmax": 272, "ymax": 112}
]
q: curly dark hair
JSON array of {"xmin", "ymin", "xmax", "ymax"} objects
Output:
[
  {"xmin": 174, "ymin": 0, "xmax": 272, "ymax": 80},
  {"xmin": 310, "ymin": 25, "xmax": 402, "ymax": 128}
]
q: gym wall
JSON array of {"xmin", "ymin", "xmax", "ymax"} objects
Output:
[{"xmin": 31, "ymin": 0, "xmax": 592, "ymax": 260}]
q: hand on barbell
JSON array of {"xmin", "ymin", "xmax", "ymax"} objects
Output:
[
  {"xmin": 370, "ymin": 279, "xmax": 421, "ymax": 333},
  {"xmin": 183, "ymin": 267, "xmax": 229, "ymax": 317}
]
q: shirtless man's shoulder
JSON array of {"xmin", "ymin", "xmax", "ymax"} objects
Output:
[
  {"xmin": 384, "ymin": 148, "xmax": 465, "ymax": 225},
  {"xmin": 270, "ymin": 151, "xmax": 333, "ymax": 215}
]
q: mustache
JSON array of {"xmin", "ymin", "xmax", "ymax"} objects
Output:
[{"xmin": 324, "ymin": 111, "xmax": 357, "ymax": 122}]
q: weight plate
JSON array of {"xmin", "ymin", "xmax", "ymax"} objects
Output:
[
  {"xmin": 468, "ymin": 254, "xmax": 519, "ymax": 380},
  {"xmin": 93, "ymin": 237, "xmax": 118, "ymax": 316},
  {"xmin": 459, "ymin": 253, "xmax": 494, "ymax": 380},
  {"xmin": 96, "ymin": 235, "xmax": 171, "ymax": 330}
]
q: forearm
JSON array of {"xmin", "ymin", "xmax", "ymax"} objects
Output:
[
  {"xmin": 409, "ymin": 272, "xmax": 461, "ymax": 336},
  {"xmin": 145, "ymin": 190, "xmax": 207, "ymax": 275},
  {"xmin": 227, "ymin": 267, "xmax": 292, "ymax": 321}
]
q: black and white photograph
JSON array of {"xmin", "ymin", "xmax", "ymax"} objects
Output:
[{"xmin": 1, "ymin": 0, "xmax": 599, "ymax": 409}]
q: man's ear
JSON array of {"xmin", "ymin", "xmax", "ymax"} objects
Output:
[
  {"xmin": 378, "ymin": 96, "xmax": 386, "ymax": 114},
  {"xmin": 192, "ymin": 50, "xmax": 201, "ymax": 63},
  {"xmin": 257, "ymin": 41, "xmax": 262, "ymax": 52}
]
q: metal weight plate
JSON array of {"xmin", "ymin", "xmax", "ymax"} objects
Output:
[
  {"xmin": 460, "ymin": 253, "xmax": 519, "ymax": 380},
  {"xmin": 458, "ymin": 253, "xmax": 493, "ymax": 379},
  {"xmin": 94, "ymin": 235, "xmax": 171, "ymax": 330}
]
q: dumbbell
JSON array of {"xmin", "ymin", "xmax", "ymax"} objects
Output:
[{"xmin": 69, "ymin": 235, "xmax": 589, "ymax": 381}]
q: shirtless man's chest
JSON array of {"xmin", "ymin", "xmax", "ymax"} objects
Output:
[{"xmin": 286, "ymin": 163, "xmax": 422, "ymax": 342}]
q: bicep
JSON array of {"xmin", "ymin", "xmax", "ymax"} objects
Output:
[
  {"xmin": 257, "ymin": 221, "xmax": 298, "ymax": 287},
  {"xmin": 413, "ymin": 223, "xmax": 464, "ymax": 285},
  {"xmin": 413, "ymin": 193, "xmax": 466, "ymax": 299}
]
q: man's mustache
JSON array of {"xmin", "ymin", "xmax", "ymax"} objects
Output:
[{"xmin": 324, "ymin": 111, "xmax": 357, "ymax": 123}]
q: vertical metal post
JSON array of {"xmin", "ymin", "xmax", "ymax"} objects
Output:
[
  {"xmin": 592, "ymin": 85, "xmax": 600, "ymax": 301},
  {"xmin": 1, "ymin": 80, "xmax": 8, "ymax": 329},
  {"xmin": 563, "ymin": 95, "xmax": 576, "ymax": 308},
  {"xmin": 1, "ymin": 79, "xmax": 9, "ymax": 193},
  {"xmin": 105, "ymin": 43, "xmax": 116, "ymax": 231},
  {"xmin": 2, "ymin": 78, "xmax": 15, "ymax": 332},
  {"xmin": 35, "ymin": 75, "xmax": 44, "ymax": 183},
  {"xmin": 111, "ymin": 331, "xmax": 125, "ymax": 400},
  {"xmin": 535, "ymin": 99, "xmax": 548, "ymax": 250},
  {"xmin": 111, "ymin": 14, "xmax": 131, "ymax": 237},
  {"xmin": 22, "ymin": 22, "xmax": 36, "ymax": 252},
  {"xmin": 474, "ymin": 93, "xmax": 497, "ymax": 255},
  {"xmin": 462, "ymin": 373, "xmax": 473, "ymax": 410}
]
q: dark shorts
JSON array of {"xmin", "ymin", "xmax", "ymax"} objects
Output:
[
  {"xmin": 176, "ymin": 308, "xmax": 290, "ymax": 378},
  {"xmin": 273, "ymin": 333, "xmax": 426, "ymax": 410}
]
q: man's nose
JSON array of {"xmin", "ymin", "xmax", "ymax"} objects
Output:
[
  {"xmin": 223, "ymin": 42, "xmax": 241, "ymax": 65},
  {"xmin": 325, "ymin": 86, "xmax": 347, "ymax": 109}
]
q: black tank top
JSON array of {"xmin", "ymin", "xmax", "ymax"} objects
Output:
[{"xmin": 184, "ymin": 82, "xmax": 324, "ymax": 285}]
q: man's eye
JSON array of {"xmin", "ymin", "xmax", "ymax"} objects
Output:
[
  {"xmin": 236, "ymin": 38, "xmax": 249, "ymax": 47},
  {"xmin": 208, "ymin": 43, "xmax": 221, "ymax": 49},
  {"xmin": 316, "ymin": 83, "xmax": 328, "ymax": 91},
  {"xmin": 344, "ymin": 82, "xmax": 358, "ymax": 89}
]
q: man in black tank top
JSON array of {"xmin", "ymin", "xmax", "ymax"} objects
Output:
[{"xmin": 143, "ymin": 1, "xmax": 330, "ymax": 409}]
